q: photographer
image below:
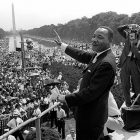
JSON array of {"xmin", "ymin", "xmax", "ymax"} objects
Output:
[{"xmin": 117, "ymin": 24, "xmax": 140, "ymax": 107}]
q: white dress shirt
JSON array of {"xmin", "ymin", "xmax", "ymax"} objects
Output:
[
  {"xmin": 92, "ymin": 48, "xmax": 111, "ymax": 63},
  {"xmin": 7, "ymin": 117, "xmax": 23, "ymax": 129},
  {"xmin": 57, "ymin": 108, "xmax": 66, "ymax": 119},
  {"xmin": 108, "ymin": 92, "xmax": 121, "ymax": 116},
  {"xmin": 32, "ymin": 108, "xmax": 41, "ymax": 116}
]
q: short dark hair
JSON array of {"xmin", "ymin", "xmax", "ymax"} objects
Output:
[{"xmin": 100, "ymin": 26, "xmax": 114, "ymax": 42}]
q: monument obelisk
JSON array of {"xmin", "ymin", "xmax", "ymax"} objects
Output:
[{"xmin": 12, "ymin": 3, "xmax": 17, "ymax": 51}]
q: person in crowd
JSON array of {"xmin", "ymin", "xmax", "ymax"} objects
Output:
[
  {"xmin": 7, "ymin": 110, "xmax": 24, "ymax": 140},
  {"xmin": 57, "ymin": 72, "xmax": 62, "ymax": 80},
  {"xmin": 60, "ymin": 81, "xmax": 71, "ymax": 118},
  {"xmin": 0, "ymin": 105, "xmax": 4, "ymax": 115},
  {"xmin": 0, "ymin": 105, "xmax": 5, "ymax": 135},
  {"xmin": 43, "ymin": 94, "xmax": 51, "ymax": 108},
  {"xmin": 66, "ymin": 129, "xmax": 76, "ymax": 140},
  {"xmin": 32, "ymin": 103, "xmax": 41, "ymax": 117},
  {"xmin": 54, "ymin": 26, "xmax": 116, "ymax": 140},
  {"xmin": 104, "ymin": 91, "xmax": 124, "ymax": 139},
  {"xmin": 117, "ymin": 24, "xmax": 140, "ymax": 107},
  {"xmin": 56, "ymin": 104, "xmax": 66, "ymax": 139},
  {"xmin": 61, "ymin": 81, "xmax": 71, "ymax": 95},
  {"xmin": 3, "ymin": 129, "xmax": 16, "ymax": 140},
  {"xmin": 49, "ymin": 99, "xmax": 58, "ymax": 128},
  {"xmin": 14, "ymin": 103, "xmax": 27, "ymax": 118}
]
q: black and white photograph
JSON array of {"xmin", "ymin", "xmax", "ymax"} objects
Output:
[{"xmin": 0, "ymin": 0, "xmax": 140, "ymax": 140}]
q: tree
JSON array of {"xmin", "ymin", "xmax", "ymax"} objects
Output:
[
  {"xmin": 24, "ymin": 11, "xmax": 140, "ymax": 44},
  {"xmin": 0, "ymin": 28, "xmax": 5, "ymax": 39}
]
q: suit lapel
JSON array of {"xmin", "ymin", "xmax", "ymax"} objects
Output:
[
  {"xmin": 96, "ymin": 49, "xmax": 111, "ymax": 62},
  {"xmin": 82, "ymin": 52, "xmax": 97, "ymax": 73},
  {"xmin": 82, "ymin": 50, "xmax": 110, "ymax": 74}
]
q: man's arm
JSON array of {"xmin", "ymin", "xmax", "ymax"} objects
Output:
[
  {"xmin": 54, "ymin": 30, "xmax": 93, "ymax": 64},
  {"xmin": 117, "ymin": 25, "xmax": 129, "ymax": 38},
  {"xmin": 65, "ymin": 46, "xmax": 93, "ymax": 64},
  {"xmin": 65, "ymin": 62, "xmax": 115, "ymax": 107}
]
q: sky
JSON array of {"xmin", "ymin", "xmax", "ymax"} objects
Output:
[{"xmin": 0, "ymin": 0, "xmax": 140, "ymax": 31}]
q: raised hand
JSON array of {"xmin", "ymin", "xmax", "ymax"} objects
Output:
[
  {"xmin": 57, "ymin": 94, "xmax": 66, "ymax": 103},
  {"xmin": 53, "ymin": 29, "xmax": 62, "ymax": 46}
]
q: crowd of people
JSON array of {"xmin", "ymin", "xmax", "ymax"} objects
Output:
[
  {"xmin": 0, "ymin": 38, "xmax": 77, "ymax": 140},
  {"xmin": 1, "ymin": 24, "xmax": 139, "ymax": 140},
  {"xmin": 0, "ymin": 34, "xmax": 123, "ymax": 140}
]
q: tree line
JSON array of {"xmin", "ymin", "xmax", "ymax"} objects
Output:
[
  {"xmin": 25, "ymin": 11, "xmax": 140, "ymax": 44},
  {"xmin": 0, "ymin": 28, "xmax": 6, "ymax": 39}
]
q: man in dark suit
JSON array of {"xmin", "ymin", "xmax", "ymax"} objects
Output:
[
  {"xmin": 117, "ymin": 24, "xmax": 140, "ymax": 107},
  {"xmin": 54, "ymin": 26, "xmax": 116, "ymax": 140}
]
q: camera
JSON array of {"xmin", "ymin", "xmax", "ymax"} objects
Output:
[{"xmin": 127, "ymin": 26, "xmax": 140, "ymax": 40}]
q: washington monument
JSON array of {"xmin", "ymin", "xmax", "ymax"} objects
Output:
[{"xmin": 12, "ymin": 3, "xmax": 17, "ymax": 51}]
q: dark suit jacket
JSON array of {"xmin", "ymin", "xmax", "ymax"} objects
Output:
[
  {"xmin": 117, "ymin": 25, "xmax": 140, "ymax": 69},
  {"xmin": 65, "ymin": 46, "xmax": 116, "ymax": 140}
]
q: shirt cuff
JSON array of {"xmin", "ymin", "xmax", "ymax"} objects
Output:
[{"xmin": 61, "ymin": 43, "xmax": 68, "ymax": 52}]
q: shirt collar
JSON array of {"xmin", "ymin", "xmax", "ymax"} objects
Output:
[{"xmin": 95, "ymin": 48, "xmax": 111, "ymax": 57}]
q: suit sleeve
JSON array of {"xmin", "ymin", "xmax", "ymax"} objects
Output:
[
  {"xmin": 117, "ymin": 25, "xmax": 128, "ymax": 39},
  {"xmin": 65, "ymin": 62, "xmax": 115, "ymax": 107},
  {"xmin": 65, "ymin": 46, "xmax": 92, "ymax": 64}
]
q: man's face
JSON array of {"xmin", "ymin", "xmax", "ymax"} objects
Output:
[
  {"xmin": 70, "ymin": 131, "xmax": 75, "ymax": 137},
  {"xmin": 130, "ymin": 33, "xmax": 140, "ymax": 46},
  {"xmin": 91, "ymin": 28, "xmax": 110, "ymax": 52}
]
